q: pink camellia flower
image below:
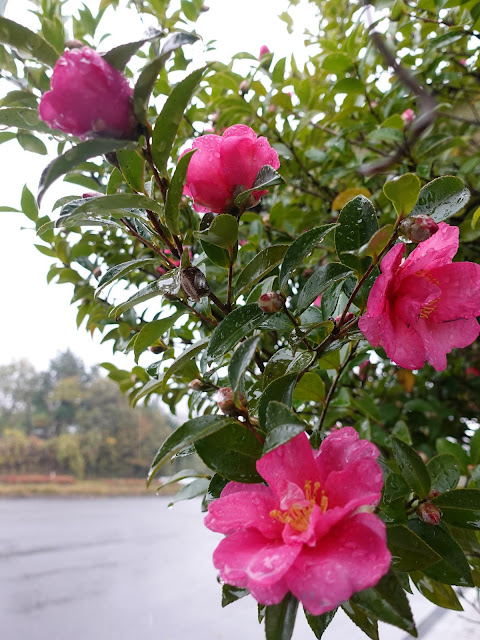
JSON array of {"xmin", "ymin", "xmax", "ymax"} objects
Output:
[
  {"xmin": 39, "ymin": 47, "xmax": 136, "ymax": 139},
  {"xmin": 205, "ymin": 428, "xmax": 390, "ymax": 615},
  {"xmin": 182, "ymin": 125, "xmax": 280, "ymax": 213},
  {"xmin": 359, "ymin": 223, "xmax": 480, "ymax": 371},
  {"xmin": 401, "ymin": 108, "xmax": 415, "ymax": 126},
  {"xmin": 259, "ymin": 45, "xmax": 271, "ymax": 59}
]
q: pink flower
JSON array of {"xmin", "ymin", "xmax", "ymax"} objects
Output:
[
  {"xmin": 39, "ymin": 47, "xmax": 136, "ymax": 139},
  {"xmin": 359, "ymin": 223, "xmax": 480, "ymax": 371},
  {"xmin": 182, "ymin": 125, "xmax": 280, "ymax": 213},
  {"xmin": 205, "ymin": 428, "xmax": 390, "ymax": 615},
  {"xmin": 314, "ymin": 294, "xmax": 322, "ymax": 308},
  {"xmin": 466, "ymin": 366, "xmax": 480, "ymax": 377},
  {"xmin": 401, "ymin": 108, "xmax": 415, "ymax": 126},
  {"xmin": 259, "ymin": 45, "xmax": 271, "ymax": 59}
]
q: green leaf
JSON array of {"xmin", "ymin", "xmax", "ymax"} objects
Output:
[
  {"xmin": 102, "ymin": 28, "xmax": 163, "ymax": 71},
  {"xmin": 436, "ymin": 438, "xmax": 469, "ymax": 475},
  {"xmin": 323, "ymin": 52, "xmax": 354, "ymax": 73},
  {"xmin": 18, "ymin": 132, "xmax": 47, "ymax": 155},
  {"xmin": 258, "ymin": 374, "xmax": 297, "ymax": 430},
  {"xmin": 234, "ymin": 165, "xmax": 284, "ymax": 207},
  {"xmin": 195, "ymin": 214, "xmax": 239, "ymax": 248},
  {"xmin": 110, "ymin": 270, "xmax": 180, "ymax": 318},
  {"xmin": 293, "ymin": 371, "xmax": 325, "ymax": 404},
  {"xmin": 222, "ymin": 585, "xmax": 249, "ymax": 608},
  {"xmin": 235, "ymin": 244, "xmax": 288, "ymax": 298},
  {"xmin": 21, "ymin": 184, "xmax": 38, "ymax": 221},
  {"xmin": 0, "ymin": 107, "xmax": 53, "ymax": 133},
  {"xmin": 133, "ymin": 314, "xmax": 180, "ymax": 362},
  {"xmin": 341, "ymin": 601, "xmax": 378, "ymax": 640},
  {"xmin": 382, "ymin": 473, "xmax": 411, "ymax": 504},
  {"xmin": 383, "ymin": 173, "xmax": 421, "ymax": 217},
  {"xmin": 408, "ymin": 521, "xmax": 474, "ymax": 586},
  {"xmin": 304, "ymin": 608, "xmax": 337, "ymax": 639},
  {"xmin": 472, "ymin": 207, "xmax": 480, "ymax": 230},
  {"xmin": 162, "ymin": 337, "xmax": 209, "ymax": 391},
  {"xmin": 152, "ymin": 66, "xmax": 207, "ymax": 176},
  {"xmin": 165, "ymin": 149, "xmax": 196, "ymax": 235},
  {"xmin": 431, "ymin": 489, "xmax": 480, "ymax": 530},
  {"xmin": 38, "ymin": 139, "xmax": 134, "ymax": 205},
  {"xmin": 95, "ymin": 257, "xmax": 159, "ymax": 297},
  {"xmin": 410, "ymin": 572, "xmax": 463, "ymax": 611},
  {"xmin": 296, "ymin": 263, "xmax": 352, "ymax": 314},
  {"xmin": 0, "ymin": 17, "xmax": 58, "ymax": 66},
  {"xmin": 427, "ymin": 455, "xmax": 460, "ymax": 493},
  {"xmin": 264, "ymin": 401, "xmax": 308, "ymax": 454},
  {"xmin": 409, "ymin": 176, "xmax": 470, "ymax": 223},
  {"xmin": 147, "ymin": 415, "xmax": 237, "ymax": 485},
  {"xmin": 168, "ymin": 477, "xmax": 210, "ymax": 506},
  {"xmin": 352, "ymin": 571, "xmax": 417, "ymax": 636},
  {"xmin": 228, "ymin": 335, "xmax": 260, "ymax": 393},
  {"xmin": 65, "ymin": 193, "xmax": 164, "ymax": 218},
  {"xmin": 470, "ymin": 429, "xmax": 480, "ymax": 465},
  {"xmin": 359, "ymin": 225, "xmax": 394, "ymax": 261},
  {"xmin": 391, "ymin": 420, "xmax": 412, "ymax": 445},
  {"xmin": 335, "ymin": 195, "xmax": 378, "ymax": 274},
  {"xmin": 133, "ymin": 32, "xmax": 199, "ymax": 124},
  {"xmin": 264, "ymin": 593, "xmax": 299, "ymax": 640},
  {"xmin": 195, "ymin": 420, "xmax": 263, "ymax": 483},
  {"xmin": 278, "ymin": 224, "xmax": 337, "ymax": 292},
  {"xmin": 116, "ymin": 149, "xmax": 145, "ymax": 193},
  {"xmin": 333, "ymin": 77, "xmax": 365, "ymax": 94},
  {"xmin": 207, "ymin": 304, "xmax": 265, "ymax": 362},
  {"xmin": 387, "ymin": 524, "xmax": 441, "ymax": 571},
  {"xmin": 391, "ymin": 436, "xmax": 431, "ymax": 499}
]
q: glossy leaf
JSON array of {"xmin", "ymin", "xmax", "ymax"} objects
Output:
[
  {"xmin": 161, "ymin": 337, "xmax": 209, "ymax": 391},
  {"xmin": 391, "ymin": 437, "xmax": 431, "ymax": 499},
  {"xmin": 168, "ymin": 477, "xmax": 210, "ymax": 506},
  {"xmin": 382, "ymin": 473, "xmax": 411, "ymax": 505},
  {"xmin": 293, "ymin": 371, "xmax": 325, "ymax": 404},
  {"xmin": 409, "ymin": 176, "xmax": 470, "ymax": 223},
  {"xmin": 195, "ymin": 420, "xmax": 263, "ymax": 483},
  {"xmin": 258, "ymin": 374, "xmax": 297, "ymax": 430},
  {"xmin": 427, "ymin": 455, "xmax": 460, "ymax": 493},
  {"xmin": 116, "ymin": 149, "xmax": 145, "ymax": 193},
  {"xmin": 431, "ymin": 489, "xmax": 480, "ymax": 530},
  {"xmin": 38, "ymin": 139, "xmax": 134, "ymax": 205},
  {"xmin": 195, "ymin": 213, "xmax": 239, "ymax": 249},
  {"xmin": 352, "ymin": 571, "xmax": 417, "ymax": 636},
  {"xmin": 435, "ymin": 438, "xmax": 469, "ymax": 475},
  {"xmin": 278, "ymin": 224, "xmax": 337, "ymax": 292},
  {"xmin": 110, "ymin": 269, "xmax": 180, "ymax": 318},
  {"xmin": 228, "ymin": 335, "xmax": 260, "ymax": 393},
  {"xmin": 234, "ymin": 165, "xmax": 284, "ymax": 207},
  {"xmin": 235, "ymin": 244, "xmax": 288, "ymax": 298},
  {"xmin": 222, "ymin": 585, "xmax": 249, "ymax": 608},
  {"xmin": 147, "ymin": 415, "xmax": 237, "ymax": 485},
  {"xmin": 304, "ymin": 608, "xmax": 337, "ymax": 639},
  {"xmin": 152, "ymin": 66, "xmax": 207, "ymax": 176},
  {"xmin": 264, "ymin": 401, "xmax": 308, "ymax": 454},
  {"xmin": 95, "ymin": 257, "xmax": 159, "ymax": 297},
  {"xmin": 331, "ymin": 187, "xmax": 371, "ymax": 211},
  {"xmin": 207, "ymin": 304, "xmax": 265, "ymax": 362},
  {"xmin": 341, "ymin": 601, "xmax": 379, "ymax": 640},
  {"xmin": 165, "ymin": 149, "xmax": 196, "ymax": 235},
  {"xmin": 410, "ymin": 572, "xmax": 463, "ymax": 611},
  {"xmin": 0, "ymin": 107, "xmax": 56, "ymax": 133},
  {"xmin": 296, "ymin": 263, "xmax": 352, "ymax": 314},
  {"xmin": 0, "ymin": 17, "xmax": 58, "ymax": 66},
  {"xmin": 335, "ymin": 195, "xmax": 378, "ymax": 274},
  {"xmin": 102, "ymin": 28, "xmax": 163, "ymax": 71},
  {"xmin": 21, "ymin": 184, "xmax": 38, "ymax": 221},
  {"xmin": 386, "ymin": 524, "xmax": 441, "ymax": 571},
  {"xmin": 383, "ymin": 173, "xmax": 421, "ymax": 217},
  {"xmin": 64, "ymin": 193, "xmax": 164, "ymax": 218},
  {"xmin": 264, "ymin": 593, "xmax": 299, "ymax": 640},
  {"xmin": 133, "ymin": 314, "xmax": 180, "ymax": 362}
]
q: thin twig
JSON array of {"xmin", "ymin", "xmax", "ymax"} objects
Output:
[{"xmin": 318, "ymin": 341, "xmax": 359, "ymax": 431}]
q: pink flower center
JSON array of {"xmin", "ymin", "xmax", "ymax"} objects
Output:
[
  {"xmin": 415, "ymin": 269, "xmax": 440, "ymax": 319},
  {"xmin": 270, "ymin": 481, "xmax": 328, "ymax": 532}
]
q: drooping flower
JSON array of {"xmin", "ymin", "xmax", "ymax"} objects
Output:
[
  {"xmin": 181, "ymin": 124, "xmax": 280, "ymax": 213},
  {"xmin": 359, "ymin": 222, "xmax": 480, "ymax": 371},
  {"xmin": 39, "ymin": 47, "xmax": 136, "ymax": 139},
  {"xmin": 205, "ymin": 428, "xmax": 390, "ymax": 615}
]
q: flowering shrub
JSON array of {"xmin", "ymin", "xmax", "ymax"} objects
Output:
[
  {"xmin": 2, "ymin": 0, "xmax": 480, "ymax": 638},
  {"xmin": 205, "ymin": 428, "xmax": 390, "ymax": 614}
]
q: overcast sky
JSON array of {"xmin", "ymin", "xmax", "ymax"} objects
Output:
[{"xmin": 0, "ymin": 0, "xmax": 315, "ymax": 371}]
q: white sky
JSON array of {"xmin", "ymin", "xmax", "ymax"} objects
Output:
[{"xmin": 0, "ymin": 0, "xmax": 316, "ymax": 371}]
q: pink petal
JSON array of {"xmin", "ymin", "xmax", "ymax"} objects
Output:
[
  {"xmin": 430, "ymin": 262, "xmax": 480, "ymax": 322},
  {"xmin": 212, "ymin": 529, "xmax": 301, "ymax": 593},
  {"xmin": 399, "ymin": 222, "xmax": 459, "ymax": 279},
  {"xmin": 415, "ymin": 317, "xmax": 480, "ymax": 372},
  {"xmin": 220, "ymin": 136, "xmax": 258, "ymax": 188},
  {"xmin": 366, "ymin": 243, "xmax": 405, "ymax": 318},
  {"xmin": 324, "ymin": 457, "xmax": 384, "ymax": 511},
  {"xmin": 388, "ymin": 314, "xmax": 426, "ymax": 369},
  {"xmin": 187, "ymin": 180, "xmax": 232, "ymax": 213},
  {"xmin": 257, "ymin": 433, "xmax": 321, "ymax": 508},
  {"xmin": 287, "ymin": 513, "xmax": 391, "ymax": 616},
  {"xmin": 314, "ymin": 427, "xmax": 379, "ymax": 485},
  {"xmin": 222, "ymin": 124, "xmax": 258, "ymax": 142},
  {"xmin": 253, "ymin": 136, "xmax": 280, "ymax": 170},
  {"xmin": 205, "ymin": 483, "xmax": 282, "ymax": 539},
  {"xmin": 393, "ymin": 273, "xmax": 441, "ymax": 326}
]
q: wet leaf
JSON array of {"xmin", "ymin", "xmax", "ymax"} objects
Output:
[
  {"xmin": 391, "ymin": 437, "xmax": 431, "ymax": 499},
  {"xmin": 264, "ymin": 401, "xmax": 308, "ymax": 454},
  {"xmin": 235, "ymin": 244, "xmax": 288, "ymax": 298},
  {"xmin": 258, "ymin": 374, "xmax": 297, "ymax": 430},
  {"xmin": 387, "ymin": 524, "xmax": 441, "ymax": 571},
  {"xmin": 234, "ymin": 165, "xmax": 284, "ymax": 207},
  {"xmin": 427, "ymin": 455, "xmax": 460, "ymax": 493},
  {"xmin": 102, "ymin": 28, "xmax": 163, "ymax": 71},
  {"xmin": 409, "ymin": 176, "xmax": 470, "ymax": 223},
  {"xmin": 207, "ymin": 304, "xmax": 265, "ymax": 362},
  {"xmin": 228, "ymin": 335, "xmax": 260, "ymax": 393},
  {"xmin": 110, "ymin": 269, "xmax": 180, "ymax": 318},
  {"xmin": 161, "ymin": 337, "xmax": 209, "ymax": 391},
  {"xmin": 195, "ymin": 213, "xmax": 238, "ymax": 248},
  {"xmin": 296, "ymin": 263, "xmax": 352, "ymax": 314},
  {"xmin": 165, "ymin": 149, "xmax": 196, "ymax": 235},
  {"xmin": 335, "ymin": 195, "xmax": 378, "ymax": 275},
  {"xmin": 0, "ymin": 16, "xmax": 58, "ymax": 66},
  {"xmin": 431, "ymin": 489, "xmax": 480, "ymax": 530},
  {"xmin": 265, "ymin": 593, "xmax": 299, "ymax": 640},
  {"xmin": 410, "ymin": 572, "xmax": 463, "ymax": 610},
  {"xmin": 383, "ymin": 173, "xmax": 421, "ymax": 217},
  {"xmin": 95, "ymin": 257, "xmax": 159, "ymax": 297},
  {"xmin": 304, "ymin": 608, "xmax": 337, "ymax": 639}
]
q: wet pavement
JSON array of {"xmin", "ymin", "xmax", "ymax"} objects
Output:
[{"xmin": 0, "ymin": 497, "xmax": 478, "ymax": 640}]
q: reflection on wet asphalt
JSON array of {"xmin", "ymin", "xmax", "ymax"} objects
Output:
[{"xmin": 1, "ymin": 498, "xmax": 478, "ymax": 640}]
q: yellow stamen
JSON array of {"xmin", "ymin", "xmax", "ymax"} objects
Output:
[
  {"xmin": 415, "ymin": 270, "xmax": 440, "ymax": 320},
  {"xmin": 270, "ymin": 480, "xmax": 328, "ymax": 532}
]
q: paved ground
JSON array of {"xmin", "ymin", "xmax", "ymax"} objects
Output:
[{"xmin": 0, "ymin": 498, "xmax": 478, "ymax": 640}]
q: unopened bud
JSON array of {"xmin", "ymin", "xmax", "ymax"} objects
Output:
[
  {"xmin": 417, "ymin": 502, "xmax": 441, "ymax": 525},
  {"xmin": 418, "ymin": 450, "xmax": 429, "ymax": 464},
  {"xmin": 259, "ymin": 45, "xmax": 270, "ymax": 59},
  {"xmin": 189, "ymin": 379, "xmax": 206, "ymax": 391},
  {"xmin": 239, "ymin": 80, "xmax": 248, "ymax": 94},
  {"xmin": 149, "ymin": 346, "xmax": 163, "ymax": 354},
  {"xmin": 258, "ymin": 292, "xmax": 284, "ymax": 313},
  {"xmin": 217, "ymin": 387, "xmax": 246, "ymax": 415},
  {"xmin": 401, "ymin": 108, "xmax": 415, "ymax": 126},
  {"xmin": 335, "ymin": 312, "xmax": 354, "ymax": 324},
  {"xmin": 399, "ymin": 215, "xmax": 439, "ymax": 243},
  {"xmin": 92, "ymin": 266, "xmax": 102, "ymax": 278},
  {"xmin": 82, "ymin": 191, "xmax": 102, "ymax": 199},
  {"xmin": 180, "ymin": 267, "xmax": 210, "ymax": 302},
  {"xmin": 65, "ymin": 39, "xmax": 84, "ymax": 49}
]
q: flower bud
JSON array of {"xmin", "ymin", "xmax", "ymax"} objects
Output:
[
  {"xmin": 335, "ymin": 312, "xmax": 354, "ymax": 324},
  {"xmin": 92, "ymin": 266, "xmax": 102, "ymax": 278},
  {"xmin": 258, "ymin": 292, "xmax": 284, "ymax": 313},
  {"xmin": 149, "ymin": 345, "xmax": 164, "ymax": 354},
  {"xmin": 259, "ymin": 45, "xmax": 270, "ymax": 59},
  {"xmin": 217, "ymin": 387, "xmax": 246, "ymax": 415},
  {"xmin": 239, "ymin": 80, "xmax": 248, "ymax": 95},
  {"xmin": 417, "ymin": 502, "xmax": 441, "ymax": 525},
  {"xmin": 180, "ymin": 267, "xmax": 210, "ymax": 302},
  {"xmin": 401, "ymin": 108, "xmax": 415, "ymax": 126},
  {"xmin": 418, "ymin": 450, "xmax": 429, "ymax": 464},
  {"xmin": 189, "ymin": 379, "xmax": 206, "ymax": 391},
  {"xmin": 399, "ymin": 215, "xmax": 439, "ymax": 243}
]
